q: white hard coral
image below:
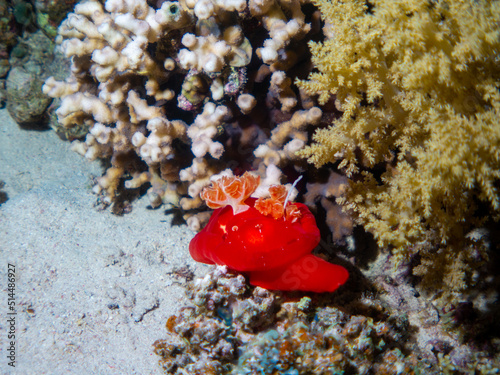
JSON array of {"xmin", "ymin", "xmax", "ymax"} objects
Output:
[
  {"xmin": 187, "ymin": 102, "xmax": 229, "ymax": 158},
  {"xmin": 44, "ymin": 0, "xmax": 329, "ymax": 229}
]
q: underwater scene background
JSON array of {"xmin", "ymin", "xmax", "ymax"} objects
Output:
[{"xmin": 1, "ymin": 0, "xmax": 500, "ymax": 373}]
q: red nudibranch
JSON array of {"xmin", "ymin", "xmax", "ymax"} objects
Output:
[{"xmin": 189, "ymin": 172, "xmax": 349, "ymax": 293}]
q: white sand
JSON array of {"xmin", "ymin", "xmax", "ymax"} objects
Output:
[{"xmin": 0, "ymin": 109, "xmax": 209, "ymax": 374}]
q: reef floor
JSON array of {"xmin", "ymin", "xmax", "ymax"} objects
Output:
[{"xmin": 0, "ymin": 108, "xmax": 209, "ymax": 374}]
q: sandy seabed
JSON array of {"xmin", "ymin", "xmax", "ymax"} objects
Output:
[{"xmin": 0, "ymin": 109, "xmax": 209, "ymax": 374}]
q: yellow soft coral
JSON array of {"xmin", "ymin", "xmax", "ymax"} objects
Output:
[{"xmin": 297, "ymin": 0, "xmax": 500, "ymax": 292}]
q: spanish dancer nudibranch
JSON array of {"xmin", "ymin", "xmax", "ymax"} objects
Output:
[{"xmin": 189, "ymin": 172, "xmax": 349, "ymax": 293}]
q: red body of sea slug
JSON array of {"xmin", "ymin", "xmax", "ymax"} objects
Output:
[{"xmin": 189, "ymin": 173, "xmax": 349, "ymax": 293}]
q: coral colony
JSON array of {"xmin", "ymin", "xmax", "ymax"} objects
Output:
[
  {"xmin": 190, "ymin": 172, "xmax": 349, "ymax": 292},
  {"xmin": 42, "ymin": 0, "xmax": 321, "ymax": 232}
]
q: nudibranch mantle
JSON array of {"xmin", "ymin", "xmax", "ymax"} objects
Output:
[{"xmin": 189, "ymin": 172, "xmax": 349, "ymax": 293}]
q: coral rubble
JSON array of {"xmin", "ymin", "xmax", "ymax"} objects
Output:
[
  {"xmin": 6, "ymin": 31, "xmax": 58, "ymax": 125},
  {"xmin": 155, "ymin": 266, "xmax": 500, "ymax": 374},
  {"xmin": 153, "ymin": 266, "xmax": 424, "ymax": 375},
  {"xmin": 0, "ymin": 0, "xmax": 77, "ymax": 99}
]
